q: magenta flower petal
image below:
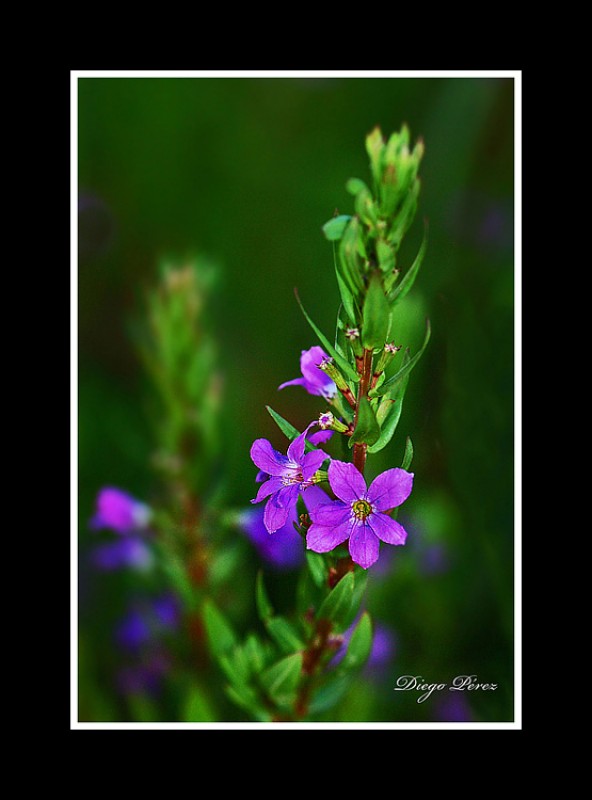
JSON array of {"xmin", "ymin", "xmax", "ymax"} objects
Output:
[
  {"xmin": 251, "ymin": 476, "xmax": 284, "ymax": 504},
  {"xmin": 367, "ymin": 468, "xmax": 414, "ymax": 511},
  {"xmin": 90, "ymin": 487, "xmax": 151, "ymax": 534},
  {"xmin": 301, "ymin": 448, "xmax": 327, "ymax": 481},
  {"xmin": 368, "ymin": 512, "xmax": 408, "ymax": 545},
  {"xmin": 278, "ymin": 377, "xmax": 307, "ymax": 391},
  {"xmin": 349, "ymin": 522, "xmax": 380, "ymax": 568},
  {"xmin": 309, "ymin": 499, "xmax": 351, "ymax": 527},
  {"xmin": 328, "ymin": 460, "xmax": 367, "ymax": 504},
  {"xmin": 301, "ymin": 485, "xmax": 332, "ymax": 512},
  {"xmin": 309, "ymin": 429, "xmax": 334, "ymax": 446},
  {"xmin": 287, "ymin": 422, "xmax": 315, "ymax": 464},
  {"xmin": 278, "ymin": 347, "xmax": 336, "ymax": 399},
  {"xmin": 250, "ymin": 439, "xmax": 290, "ymax": 476},
  {"xmin": 307, "ymin": 523, "xmax": 351, "ymax": 553},
  {"xmin": 264, "ymin": 484, "xmax": 300, "ymax": 533}
]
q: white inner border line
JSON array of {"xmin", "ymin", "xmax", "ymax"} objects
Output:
[{"xmin": 71, "ymin": 69, "xmax": 521, "ymax": 730}]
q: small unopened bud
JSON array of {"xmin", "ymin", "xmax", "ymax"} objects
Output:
[
  {"xmin": 318, "ymin": 357, "xmax": 348, "ymax": 392},
  {"xmin": 345, "ymin": 327, "xmax": 360, "ymax": 341},
  {"xmin": 318, "ymin": 411, "xmax": 349, "ymax": 434}
]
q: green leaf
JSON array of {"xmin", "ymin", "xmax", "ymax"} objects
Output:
[
  {"xmin": 266, "ymin": 616, "xmax": 305, "ymax": 654},
  {"xmin": 295, "ymin": 292, "xmax": 359, "ymax": 383},
  {"xmin": 376, "ymin": 240, "xmax": 395, "ymax": 273},
  {"xmin": 365, "ymin": 126, "xmax": 385, "ymax": 188},
  {"xmin": 389, "ymin": 179, "xmax": 419, "ymax": 249},
  {"xmin": 265, "ymin": 406, "xmax": 321, "ymax": 453},
  {"xmin": 372, "ymin": 319, "xmax": 431, "ymax": 398},
  {"xmin": 182, "ymin": 683, "xmax": 217, "ymax": 722},
  {"xmin": 203, "ymin": 600, "xmax": 237, "ymax": 660},
  {"xmin": 256, "ymin": 571, "xmax": 273, "ymax": 621},
  {"xmin": 225, "ymin": 684, "xmax": 271, "ymax": 722},
  {"xmin": 338, "ymin": 218, "xmax": 365, "ymax": 294},
  {"xmin": 316, "ymin": 571, "xmax": 354, "ymax": 625},
  {"xmin": 401, "ymin": 436, "xmax": 414, "ymax": 471},
  {"xmin": 334, "ymin": 254, "xmax": 358, "ymax": 326},
  {"xmin": 260, "ymin": 652, "xmax": 303, "ymax": 705},
  {"xmin": 342, "ymin": 568, "xmax": 369, "ymax": 629},
  {"xmin": 346, "ymin": 177, "xmax": 370, "ymax": 197},
  {"xmin": 340, "ymin": 612, "xmax": 373, "ymax": 672},
  {"xmin": 362, "ymin": 273, "xmax": 391, "ymax": 349},
  {"xmin": 306, "ymin": 551, "xmax": 327, "ymax": 587},
  {"xmin": 349, "ymin": 396, "xmax": 380, "ymax": 448},
  {"xmin": 308, "ymin": 674, "xmax": 353, "ymax": 714},
  {"xmin": 322, "ymin": 214, "xmax": 352, "ymax": 241},
  {"xmin": 244, "ymin": 634, "xmax": 267, "ymax": 674},
  {"xmin": 390, "ymin": 227, "xmax": 427, "ymax": 305},
  {"xmin": 367, "ymin": 398, "xmax": 403, "ymax": 454}
]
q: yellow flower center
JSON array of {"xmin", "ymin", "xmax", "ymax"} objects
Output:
[{"xmin": 352, "ymin": 499, "xmax": 372, "ymax": 520}]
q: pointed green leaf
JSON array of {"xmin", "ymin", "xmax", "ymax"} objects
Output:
[
  {"xmin": 338, "ymin": 218, "xmax": 365, "ymax": 293},
  {"xmin": 362, "ymin": 273, "xmax": 391, "ymax": 349},
  {"xmin": 389, "ymin": 179, "xmax": 419, "ymax": 249},
  {"xmin": 306, "ymin": 551, "xmax": 327, "ymax": 588},
  {"xmin": 256, "ymin": 571, "xmax": 273, "ymax": 621},
  {"xmin": 244, "ymin": 634, "xmax": 267, "ymax": 674},
  {"xmin": 308, "ymin": 674, "xmax": 353, "ymax": 714},
  {"xmin": 401, "ymin": 436, "xmax": 414, "ymax": 471},
  {"xmin": 342, "ymin": 568, "xmax": 369, "ymax": 629},
  {"xmin": 322, "ymin": 214, "xmax": 352, "ymax": 242},
  {"xmin": 367, "ymin": 398, "xmax": 403, "ymax": 454},
  {"xmin": 295, "ymin": 293, "xmax": 359, "ymax": 382},
  {"xmin": 349, "ymin": 396, "xmax": 380, "ymax": 448},
  {"xmin": 376, "ymin": 240, "xmax": 396, "ymax": 273},
  {"xmin": 266, "ymin": 616, "xmax": 305, "ymax": 654},
  {"xmin": 390, "ymin": 227, "xmax": 427, "ymax": 305},
  {"xmin": 340, "ymin": 612, "xmax": 373, "ymax": 672},
  {"xmin": 183, "ymin": 683, "xmax": 217, "ymax": 722},
  {"xmin": 203, "ymin": 600, "xmax": 237, "ymax": 660},
  {"xmin": 265, "ymin": 406, "xmax": 322, "ymax": 453},
  {"xmin": 260, "ymin": 652, "xmax": 303, "ymax": 705},
  {"xmin": 334, "ymin": 260, "xmax": 357, "ymax": 327},
  {"xmin": 225, "ymin": 684, "xmax": 271, "ymax": 722},
  {"xmin": 372, "ymin": 319, "xmax": 431, "ymax": 398},
  {"xmin": 316, "ymin": 571, "xmax": 354, "ymax": 625}
]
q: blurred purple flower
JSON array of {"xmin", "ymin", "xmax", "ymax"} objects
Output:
[
  {"xmin": 279, "ymin": 346, "xmax": 337, "ymax": 399},
  {"xmin": 90, "ymin": 487, "xmax": 151, "ymax": 534},
  {"xmin": 433, "ymin": 693, "xmax": 474, "ymax": 722},
  {"xmin": 91, "ymin": 537, "xmax": 154, "ymax": 572},
  {"xmin": 306, "ymin": 460, "xmax": 413, "ymax": 569},
  {"xmin": 152, "ymin": 592, "xmax": 182, "ymax": 629},
  {"xmin": 116, "ymin": 650, "xmax": 171, "ymax": 696},
  {"xmin": 239, "ymin": 506, "xmax": 304, "ymax": 570},
  {"xmin": 114, "ymin": 594, "xmax": 181, "ymax": 653},
  {"xmin": 115, "ymin": 609, "xmax": 152, "ymax": 652},
  {"xmin": 250, "ymin": 423, "xmax": 328, "ymax": 533}
]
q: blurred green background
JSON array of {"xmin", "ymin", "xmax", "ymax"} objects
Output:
[{"xmin": 78, "ymin": 76, "xmax": 514, "ymax": 722}]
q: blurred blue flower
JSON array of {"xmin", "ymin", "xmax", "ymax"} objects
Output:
[
  {"xmin": 114, "ymin": 593, "xmax": 182, "ymax": 653},
  {"xmin": 91, "ymin": 537, "xmax": 154, "ymax": 572},
  {"xmin": 90, "ymin": 487, "xmax": 151, "ymax": 534}
]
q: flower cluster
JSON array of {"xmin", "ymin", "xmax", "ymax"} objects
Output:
[{"xmin": 249, "ymin": 346, "xmax": 414, "ymax": 569}]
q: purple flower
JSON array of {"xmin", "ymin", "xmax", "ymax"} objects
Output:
[
  {"xmin": 278, "ymin": 346, "xmax": 337, "ymax": 399},
  {"xmin": 91, "ymin": 537, "xmax": 154, "ymax": 572},
  {"xmin": 152, "ymin": 592, "xmax": 182, "ymax": 629},
  {"xmin": 240, "ymin": 506, "xmax": 304, "ymax": 570},
  {"xmin": 115, "ymin": 594, "xmax": 181, "ymax": 652},
  {"xmin": 250, "ymin": 423, "xmax": 328, "ymax": 533},
  {"xmin": 306, "ymin": 460, "xmax": 413, "ymax": 569},
  {"xmin": 116, "ymin": 609, "xmax": 152, "ymax": 651},
  {"xmin": 90, "ymin": 487, "xmax": 151, "ymax": 534}
]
